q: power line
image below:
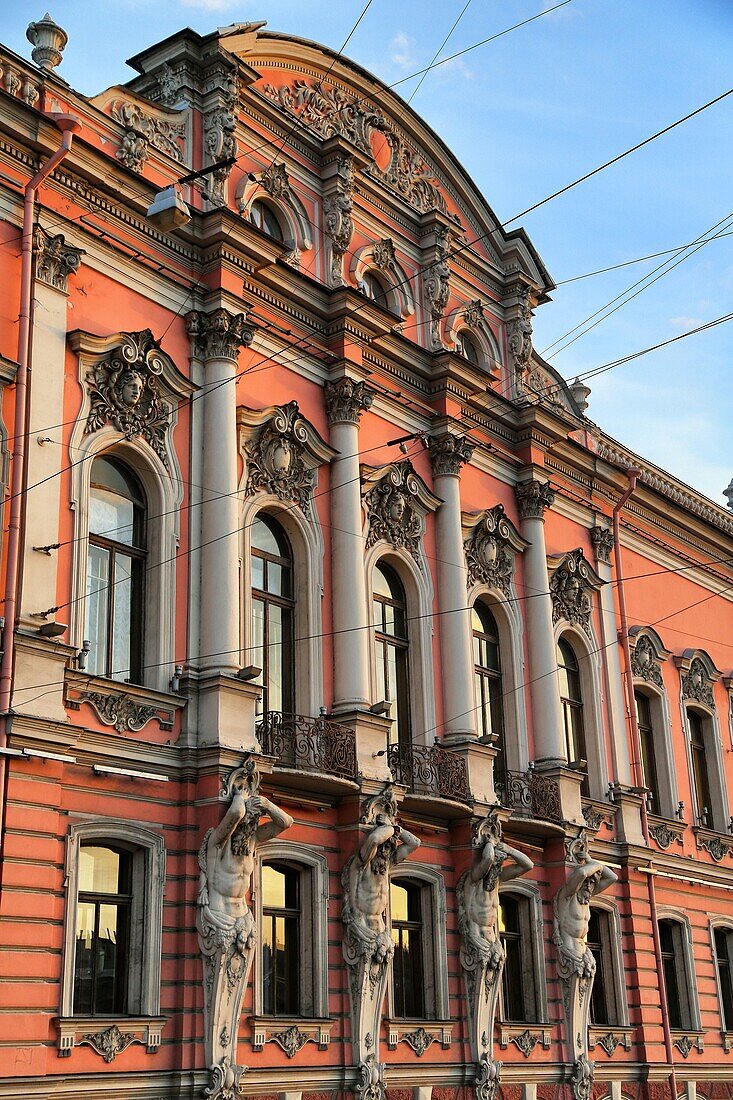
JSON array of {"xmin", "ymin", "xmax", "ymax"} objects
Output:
[
  {"xmin": 554, "ymin": 227, "xmax": 733, "ymax": 287},
  {"xmin": 404, "ymin": 0, "xmax": 474, "ymax": 103}
]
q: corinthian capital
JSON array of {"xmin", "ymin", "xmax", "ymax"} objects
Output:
[
  {"xmin": 186, "ymin": 308, "xmax": 254, "ymax": 362},
  {"xmin": 515, "ymin": 478, "xmax": 554, "ymax": 520},
  {"xmin": 324, "ymin": 377, "xmax": 374, "ymax": 425},
  {"xmin": 33, "ymin": 226, "xmax": 84, "ymax": 292},
  {"xmin": 427, "ymin": 433, "xmax": 474, "ymax": 478}
]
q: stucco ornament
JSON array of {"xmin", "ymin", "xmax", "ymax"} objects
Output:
[
  {"xmin": 507, "ymin": 286, "xmax": 533, "ymax": 378},
  {"xmin": 549, "ymin": 549, "xmax": 603, "ymax": 636},
  {"xmin": 423, "ymin": 224, "xmax": 451, "ymax": 351},
  {"xmin": 323, "ymin": 154, "xmax": 355, "ymax": 286},
  {"xmin": 186, "ymin": 308, "xmax": 254, "ymax": 363},
  {"xmin": 589, "ymin": 525, "xmax": 614, "ymax": 566},
  {"xmin": 241, "ymin": 402, "xmax": 314, "ymax": 516},
  {"xmin": 552, "ymin": 832, "xmax": 617, "ymax": 1100},
  {"xmin": 464, "ymin": 299, "xmax": 485, "ymax": 329},
  {"xmin": 156, "ymin": 62, "xmax": 183, "ymax": 105},
  {"xmin": 514, "ymin": 479, "xmax": 554, "ymax": 521},
  {"xmin": 203, "ymin": 67, "xmax": 238, "ymax": 207},
  {"xmin": 84, "ymin": 330, "xmax": 171, "ymax": 468},
  {"xmin": 362, "ymin": 461, "xmax": 440, "ymax": 567},
  {"xmin": 260, "ymin": 161, "xmax": 291, "ymax": 202},
  {"xmin": 262, "ymin": 79, "xmax": 449, "ymax": 215},
  {"xmin": 457, "ymin": 810, "xmax": 533, "ymax": 1100},
  {"xmin": 324, "ymin": 377, "xmax": 373, "ymax": 426},
  {"xmin": 197, "ymin": 759, "xmax": 293, "ymax": 1100},
  {"xmin": 463, "ymin": 505, "xmax": 528, "ymax": 595},
  {"xmin": 427, "ymin": 432, "xmax": 474, "ymax": 478},
  {"xmin": 26, "ymin": 13, "xmax": 68, "ymax": 71},
  {"xmin": 372, "ymin": 238, "xmax": 400, "ymax": 283},
  {"xmin": 682, "ymin": 656, "xmax": 716, "ymax": 709},
  {"xmin": 110, "ymin": 99, "xmax": 185, "ymax": 171},
  {"xmin": 342, "ymin": 786, "xmax": 420, "ymax": 1100},
  {"xmin": 80, "ymin": 1024, "xmax": 137, "ymax": 1062},
  {"xmin": 630, "ymin": 634, "xmax": 664, "ymax": 690},
  {"xmin": 33, "ymin": 226, "xmax": 84, "ymax": 292}
]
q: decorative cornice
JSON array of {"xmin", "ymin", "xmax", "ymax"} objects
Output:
[
  {"xmin": 427, "ymin": 432, "xmax": 474, "ymax": 477},
  {"xmin": 647, "ymin": 816, "xmax": 686, "ymax": 850},
  {"xmin": 186, "ymin": 308, "xmax": 254, "ymax": 362},
  {"xmin": 33, "ymin": 226, "xmax": 84, "ymax": 292},
  {"xmin": 694, "ymin": 827, "xmax": 733, "ymax": 862},
  {"xmin": 78, "ymin": 691, "xmax": 160, "ymax": 733},
  {"xmin": 515, "ymin": 479, "xmax": 554, "ymax": 520},
  {"xmin": 590, "ymin": 525, "xmax": 614, "ymax": 565},
  {"xmin": 324, "ymin": 377, "xmax": 374, "ymax": 425},
  {"xmin": 680, "ymin": 655, "xmax": 716, "ymax": 709}
]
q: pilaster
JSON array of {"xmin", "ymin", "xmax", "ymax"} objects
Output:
[{"xmin": 590, "ymin": 524, "xmax": 632, "ymax": 786}]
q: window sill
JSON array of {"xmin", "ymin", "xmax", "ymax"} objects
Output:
[
  {"xmin": 64, "ymin": 669, "xmax": 186, "ymax": 733},
  {"xmin": 588, "ymin": 1025, "xmax": 633, "ymax": 1056},
  {"xmin": 498, "ymin": 1023, "xmax": 552, "ymax": 1055},
  {"xmin": 250, "ymin": 1017, "xmax": 332, "ymax": 1056},
  {"xmin": 693, "ymin": 826, "xmax": 733, "ymax": 862},
  {"xmin": 648, "ymin": 815, "xmax": 686, "ymax": 850},
  {"xmin": 55, "ymin": 1015, "xmax": 166, "ymax": 1059},
  {"xmin": 385, "ymin": 1020, "xmax": 452, "ymax": 1055}
]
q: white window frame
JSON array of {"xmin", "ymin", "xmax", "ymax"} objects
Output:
[
  {"xmin": 554, "ymin": 624, "xmax": 609, "ymax": 800},
  {"xmin": 657, "ymin": 908, "xmax": 701, "ymax": 1033},
  {"xmin": 682, "ymin": 701, "xmax": 728, "ymax": 832},
  {"xmin": 632, "ymin": 677, "xmax": 677, "ymax": 820},
  {"xmin": 60, "ymin": 820, "xmax": 165, "ymax": 1019},
  {"xmin": 253, "ymin": 840, "xmax": 329, "ymax": 1020},
  {"xmin": 587, "ymin": 898, "xmax": 628, "ymax": 1028},
  {"xmin": 497, "ymin": 879, "xmax": 548, "ymax": 1025},
  {"xmin": 709, "ymin": 917, "xmax": 733, "ymax": 1038},
  {"xmin": 388, "ymin": 864, "xmax": 449, "ymax": 1022}
]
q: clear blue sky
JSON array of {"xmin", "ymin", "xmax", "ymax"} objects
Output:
[{"xmin": 3, "ymin": 1, "xmax": 732, "ymax": 504}]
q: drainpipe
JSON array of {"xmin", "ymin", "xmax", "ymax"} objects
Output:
[
  {"xmin": 0, "ymin": 114, "xmax": 81, "ymax": 848},
  {"xmin": 613, "ymin": 470, "xmax": 678, "ymax": 1100}
]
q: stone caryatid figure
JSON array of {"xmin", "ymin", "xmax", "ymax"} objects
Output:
[
  {"xmin": 553, "ymin": 832, "xmax": 617, "ymax": 1100},
  {"xmin": 457, "ymin": 810, "xmax": 533, "ymax": 1100},
  {"xmin": 342, "ymin": 786, "xmax": 420, "ymax": 1100},
  {"xmin": 197, "ymin": 759, "xmax": 293, "ymax": 1100}
]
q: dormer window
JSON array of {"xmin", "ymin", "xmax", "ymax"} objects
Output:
[{"xmin": 250, "ymin": 199, "xmax": 285, "ymax": 243}]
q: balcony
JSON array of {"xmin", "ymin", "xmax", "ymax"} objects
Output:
[
  {"xmin": 495, "ymin": 768, "xmax": 562, "ymax": 825},
  {"xmin": 256, "ymin": 711, "xmax": 357, "ymax": 782},
  {"xmin": 387, "ymin": 742, "xmax": 472, "ymax": 805}
]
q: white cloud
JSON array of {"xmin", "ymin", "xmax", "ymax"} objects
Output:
[
  {"xmin": 179, "ymin": 0, "xmax": 239, "ymax": 11},
  {"xmin": 390, "ymin": 31, "xmax": 417, "ymax": 72},
  {"xmin": 669, "ymin": 315, "xmax": 704, "ymax": 329}
]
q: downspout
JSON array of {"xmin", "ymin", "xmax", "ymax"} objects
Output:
[
  {"xmin": 613, "ymin": 470, "xmax": 678, "ymax": 1100},
  {"xmin": 0, "ymin": 113, "xmax": 81, "ymax": 847}
]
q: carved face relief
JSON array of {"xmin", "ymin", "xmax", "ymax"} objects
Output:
[
  {"xmin": 549, "ymin": 550, "xmax": 601, "ymax": 636},
  {"xmin": 244, "ymin": 402, "xmax": 314, "ymax": 514},
  {"xmin": 120, "ymin": 369, "xmax": 144, "ymax": 408}
]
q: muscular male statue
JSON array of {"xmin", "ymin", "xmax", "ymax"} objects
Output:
[
  {"xmin": 344, "ymin": 809, "xmax": 420, "ymax": 958},
  {"xmin": 198, "ymin": 782, "xmax": 293, "ymax": 932},
  {"xmin": 553, "ymin": 838, "xmax": 617, "ymax": 978},
  {"xmin": 460, "ymin": 818, "xmax": 533, "ymax": 968}
]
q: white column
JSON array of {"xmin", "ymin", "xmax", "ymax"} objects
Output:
[
  {"xmin": 187, "ymin": 308, "xmax": 253, "ymax": 675},
  {"xmin": 591, "ymin": 525, "xmax": 632, "ymax": 784},
  {"xmin": 515, "ymin": 478, "xmax": 566, "ymax": 765},
  {"xmin": 325, "ymin": 378, "xmax": 373, "ymax": 712},
  {"xmin": 428, "ymin": 434, "xmax": 476, "ymax": 743}
]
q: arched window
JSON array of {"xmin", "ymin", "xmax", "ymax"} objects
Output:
[
  {"xmin": 250, "ymin": 198, "xmax": 285, "ymax": 242},
  {"xmin": 556, "ymin": 636, "xmax": 588, "ymax": 792},
  {"xmin": 687, "ymin": 708, "xmax": 714, "ymax": 826},
  {"xmin": 361, "ymin": 270, "xmax": 389, "ymax": 309},
  {"xmin": 455, "ymin": 330, "xmax": 479, "ymax": 366},
  {"xmin": 261, "ymin": 862, "xmax": 300, "ymax": 1016},
  {"xmin": 74, "ymin": 844, "xmax": 132, "ymax": 1015},
  {"xmin": 373, "ymin": 562, "xmax": 410, "ymax": 747},
  {"xmin": 714, "ymin": 926, "xmax": 733, "ymax": 1032},
  {"xmin": 86, "ymin": 455, "xmax": 146, "ymax": 682},
  {"xmin": 390, "ymin": 879, "xmax": 425, "ymax": 1019},
  {"xmin": 634, "ymin": 689, "xmax": 661, "ymax": 814},
  {"xmin": 472, "ymin": 603, "xmax": 505, "ymax": 767},
  {"xmin": 659, "ymin": 917, "xmax": 695, "ymax": 1030},
  {"xmin": 251, "ymin": 515, "xmax": 295, "ymax": 715}
]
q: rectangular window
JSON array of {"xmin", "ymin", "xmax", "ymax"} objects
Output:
[
  {"xmin": 73, "ymin": 845, "xmax": 132, "ymax": 1015},
  {"xmin": 659, "ymin": 919, "xmax": 688, "ymax": 1030},
  {"xmin": 716, "ymin": 928, "xmax": 733, "ymax": 1032},
  {"xmin": 262, "ymin": 863, "xmax": 300, "ymax": 1016},
  {"xmin": 391, "ymin": 881, "xmax": 426, "ymax": 1019},
  {"xmin": 688, "ymin": 710, "xmax": 714, "ymax": 826}
]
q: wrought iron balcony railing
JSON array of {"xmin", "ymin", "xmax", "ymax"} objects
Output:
[
  {"xmin": 256, "ymin": 711, "xmax": 357, "ymax": 782},
  {"xmin": 494, "ymin": 768, "xmax": 562, "ymax": 823},
  {"xmin": 387, "ymin": 742, "xmax": 472, "ymax": 804}
]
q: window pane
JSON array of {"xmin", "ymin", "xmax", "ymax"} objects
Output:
[
  {"xmin": 716, "ymin": 929, "xmax": 733, "ymax": 1032},
  {"xmin": 90, "ymin": 487, "xmax": 136, "ymax": 545},
  {"xmin": 79, "ymin": 846, "xmax": 124, "ymax": 894},
  {"xmin": 86, "ymin": 545, "xmax": 110, "ymax": 676},
  {"xmin": 268, "ymin": 605, "xmax": 283, "ymax": 713},
  {"xmin": 252, "ymin": 555, "xmax": 265, "ymax": 591},
  {"xmin": 391, "ymin": 882, "xmax": 408, "ymax": 923},
  {"xmin": 262, "ymin": 864, "xmax": 286, "ymax": 909},
  {"xmin": 73, "ymin": 900, "xmax": 95, "ymax": 1014},
  {"xmin": 112, "ymin": 554, "xmax": 133, "ymax": 680}
]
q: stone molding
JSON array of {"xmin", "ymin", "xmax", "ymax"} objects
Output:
[
  {"xmin": 462, "ymin": 504, "xmax": 528, "ymax": 595},
  {"xmin": 548, "ymin": 549, "xmax": 604, "ymax": 636},
  {"xmin": 64, "ymin": 671, "xmax": 184, "ymax": 734},
  {"xmin": 589, "ymin": 525, "xmax": 614, "ymax": 565},
  {"xmin": 497, "ymin": 1024, "xmax": 552, "ymax": 1056},
  {"xmin": 323, "ymin": 153, "xmax": 356, "ymax": 287},
  {"xmin": 361, "ymin": 460, "xmax": 441, "ymax": 567},
  {"xmin": 515, "ymin": 479, "xmax": 554, "ymax": 520},
  {"xmin": 109, "ymin": 97, "xmax": 186, "ymax": 172},
  {"xmin": 56, "ymin": 1016, "xmax": 165, "ymax": 1059},
  {"xmin": 385, "ymin": 1022, "xmax": 452, "ymax": 1055},
  {"xmin": 239, "ymin": 401, "xmax": 337, "ymax": 517},
  {"xmin": 628, "ymin": 627, "xmax": 669, "ymax": 690},
  {"xmin": 647, "ymin": 815, "xmax": 686, "ymax": 850},
  {"xmin": 33, "ymin": 226, "xmax": 84, "ymax": 292},
  {"xmin": 252, "ymin": 1019, "xmax": 332, "ymax": 1057},
  {"xmin": 675, "ymin": 650, "xmax": 719, "ymax": 710},
  {"xmin": 588, "ymin": 1027, "xmax": 632, "ymax": 1056},
  {"xmin": 324, "ymin": 377, "xmax": 374, "ymax": 425},
  {"xmin": 427, "ymin": 432, "xmax": 473, "ymax": 477},
  {"xmin": 186, "ymin": 308, "xmax": 254, "ymax": 362},
  {"xmin": 423, "ymin": 223, "xmax": 451, "ymax": 352}
]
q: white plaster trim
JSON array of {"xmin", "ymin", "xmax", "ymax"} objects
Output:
[{"xmin": 553, "ymin": 621, "xmax": 609, "ymax": 799}]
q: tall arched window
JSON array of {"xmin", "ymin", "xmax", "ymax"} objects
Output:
[
  {"xmin": 361, "ymin": 270, "xmax": 389, "ymax": 309},
  {"xmin": 373, "ymin": 562, "xmax": 410, "ymax": 747},
  {"xmin": 250, "ymin": 199, "xmax": 285, "ymax": 242},
  {"xmin": 74, "ymin": 844, "xmax": 133, "ymax": 1015},
  {"xmin": 688, "ymin": 708, "xmax": 714, "ymax": 826},
  {"xmin": 634, "ymin": 689, "xmax": 661, "ymax": 814},
  {"xmin": 455, "ymin": 331, "xmax": 479, "ymax": 366},
  {"xmin": 472, "ymin": 603, "xmax": 505, "ymax": 770},
  {"xmin": 261, "ymin": 862, "xmax": 300, "ymax": 1016},
  {"xmin": 556, "ymin": 637, "xmax": 588, "ymax": 793},
  {"xmin": 251, "ymin": 515, "xmax": 295, "ymax": 715},
  {"xmin": 659, "ymin": 917, "xmax": 695, "ymax": 1030},
  {"xmin": 86, "ymin": 455, "xmax": 146, "ymax": 682},
  {"xmin": 390, "ymin": 879, "xmax": 425, "ymax": 1019}
]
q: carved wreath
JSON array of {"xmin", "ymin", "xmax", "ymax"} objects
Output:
[{"xmin": 84, "ymin": 330, "xmax": 170, "ymax": 468}]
